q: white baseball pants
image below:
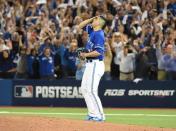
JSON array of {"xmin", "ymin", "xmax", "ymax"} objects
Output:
[{"xmin": 81, "ymin": 60, "xmax": 105, "ymax": 120}]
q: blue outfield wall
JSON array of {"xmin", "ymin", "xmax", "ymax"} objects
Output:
[
  {"xmin": 0, "ymin": 79, "xmax": 176, "ymax": 107},
  {"xmin": 0, "ymin": 80, "xmax": 12, "ymax": 105}
]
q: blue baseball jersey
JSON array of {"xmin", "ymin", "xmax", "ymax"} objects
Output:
[
  {"xmin": 27, "ymin": 55, "xmax": 35, "ymax": 75},
  {"xmin": 0, "ymin": 52, "xmax": 16, "ymax": 72},
  {"xmin": 84, "ymin": 25, "xmax": 105, "ymax": 60},
  {"xmin": 39, "ymin": 55, "xmax": 55, "ymax": 77},
  {"xmin": 64, "ymin": 48, "xmax": 77, "ymax": 72}
]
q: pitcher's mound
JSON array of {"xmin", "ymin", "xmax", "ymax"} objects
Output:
[{"xmin": 0, "ymin": 116, "xmax": 175, "ymax": 131}]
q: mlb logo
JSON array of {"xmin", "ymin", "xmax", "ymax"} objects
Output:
[{"xmin": 14, "ymin": 85, "xmax": 33, "ymax": 98}]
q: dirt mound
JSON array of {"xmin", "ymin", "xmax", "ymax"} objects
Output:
[{"xmin": 0, "ymin": 116, "xmax": 175, "ymax": 131}]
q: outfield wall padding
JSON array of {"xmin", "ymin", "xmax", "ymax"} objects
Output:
[
  {"xmin": 0, "ymin": 79, "xmax": 176, "ymax": 107},
  {"xmin": 0, "ymin": 80, "xmax": 12, "ymax": 105}
]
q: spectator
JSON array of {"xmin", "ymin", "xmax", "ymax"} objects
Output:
[
  {"xmin": 75, "ymin": 57, "xmax": 86, "ymax": 81},
  {"xmin": 145, "ymin": 36, "xmax": 158, "ymax": 80},
  {"xmin": 103, "ymin": 38, "xmax": 112, "ymax": 80},
  {"xmin": 55, "ymin": 35, "xmax": 69, "ymax": 78},
  {"xmin": 26, "ymin": 48, "xmax": 40, "ymax": 79},
  {"xmin": 38, "ymin": 37, "xmax": 55, "ymax": 55},
  {"xmin": 14, "ymin": 46, "xmax": 28, "ymax": 79},
  {"xmin": 64, "ymin": 39, "xmax": 78, "ymax": 77},
  {"xmin": 164, "ymin": 44, "xmax": 175, "ymax": 80},
  {"xmin": 0, "ymin": 0, "xmax": 175, "ymax": 80},
  {"xmin": 111, "ymin": 32, "xmax": 124, "ymax": 79},
  {"xmin": 118, "ymin": 45, "xmax": 136, "ymax": 80},
  {"xmin": 0, "ymin": 49, "xmax": 16, "ymax": 78},
  {"xmin": 166, "ymin": 0, "xmax": 176, "ymax": 16},
  {"xmin": 170, "ymin": 53, "xmax": 176, "ymax": 80},
  {"xmin": 155, "ymin": 33, "xmax": 167, "ymax": 80},
  {"xmin": 53, "ymin": 37, "xmax": 63, "ymax": 79},
  {"xmin": 39, "ymin": 47, "xmax": 55, "ymax": 79},
  {"xmin": 0, "ymin": 38, "xmax": 5, "ymax": 52},
  {"xmin": 135, "ymin": 46, "xmax": 151, "ymax": 80}
]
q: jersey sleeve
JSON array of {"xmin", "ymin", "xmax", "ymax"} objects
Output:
[
  {"xmin": 83, "ymin": 24, "xmax": 93, "ymax": 34},
  {"xmin": 93, "ymin": 33, "xmax": 105, "ymax": 54}
]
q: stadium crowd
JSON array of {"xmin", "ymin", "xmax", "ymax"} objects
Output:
[{"xmin": 0, "ymin": 0, "xmax": 175, "ymax": 80}]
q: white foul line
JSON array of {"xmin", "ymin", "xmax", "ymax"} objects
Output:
[{"xmin": 0, "ymin": 111, "xmax": 176, "ymax": 117}]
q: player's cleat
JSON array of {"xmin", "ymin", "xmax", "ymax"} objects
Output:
[
  {"xmin": 86, "ymin": 116, "xmax": 104, "ymax": 122},
  {"xmin": 90, "ymin": 117, "xmax": 104, "ymax": 122},
  {"xmin": 85, "ymin": 115, "xmax": 94, "ymax": 121}
]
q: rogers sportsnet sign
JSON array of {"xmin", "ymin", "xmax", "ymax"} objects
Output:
[{"xmin": 104, "ymin": 89, "xmax": 175, "ymax": 97}]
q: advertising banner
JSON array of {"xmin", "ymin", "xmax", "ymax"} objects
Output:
[{"xmin": 12, "ymin": 79, "xmax": 176, "ymax": 107}]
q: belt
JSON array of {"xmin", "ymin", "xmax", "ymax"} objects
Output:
[
  {"xmin": 158, "ymin": 69, "xmax": 165, "ymax": 71},
  {"xmin": 120, "ymin": 71, "xmax": 133, "ymax": 74},
  {"xmin": 86, "ymin": 59, "xmax": 103, "ymax": 63}
]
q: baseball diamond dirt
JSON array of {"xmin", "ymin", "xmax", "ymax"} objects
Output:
[{"xmin": 0, "ymin": 115, "xmax": 176, "ymax": 131}]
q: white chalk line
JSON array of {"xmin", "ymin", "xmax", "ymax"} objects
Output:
[{"xmin": 0, "ymin": 111, "xmax": 176, "ymax": 117}]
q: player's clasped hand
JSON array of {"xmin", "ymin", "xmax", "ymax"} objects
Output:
[{"xmin": 79, "ymin": 52, "xmax": 87, "ymax": 60}]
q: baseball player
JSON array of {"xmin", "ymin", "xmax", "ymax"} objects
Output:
[{"xmin": 78, "ymin": 16, "xmax": 106, "ymax": 121}]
